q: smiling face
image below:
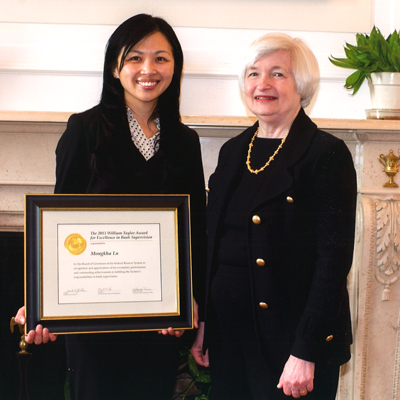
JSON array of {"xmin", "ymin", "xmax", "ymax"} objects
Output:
[
  {"xmin": 244, "ymin": 50, "xmax": 301, "ymax": 130},
  {"xmin": 114, "ymin": 31, "xmax": 175, "ymax": 112}
]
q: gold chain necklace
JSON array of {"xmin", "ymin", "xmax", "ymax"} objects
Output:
[{"xmin": 246, "ymin": 128, "xmax": 289, "ymax": 174}]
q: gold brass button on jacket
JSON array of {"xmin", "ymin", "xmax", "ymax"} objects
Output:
[{"xmin": 203, "ymin": 109, "xmax": 357, "ymax": 369}]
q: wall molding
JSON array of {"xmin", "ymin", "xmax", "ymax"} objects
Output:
[{"xmin": 0, "ymin": 22, "xmax": 373, "ymax": 119}]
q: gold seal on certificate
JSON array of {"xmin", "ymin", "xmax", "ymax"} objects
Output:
[{"xmin": 64, "ymin": 233, "xmax": 87, "ymax": 255}]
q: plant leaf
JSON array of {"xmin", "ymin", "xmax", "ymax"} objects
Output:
[
  {"xmin": 356, "ymin": 32, "xmax": 371, "ymax": 47},
  {"xmin": 188, "ymin": 353, "xmax": 200, "ymax": 378},
  {"xmin": 348, "ymin": 71, "xmax": 366, "ymax": 94},
  {"xmin": 196, "ymin": 371, "xmax": 211, "ymax": 384},
  {"xmin": 345, "ymin": 70, "xmax": 361, "ymax": 86},
  {"xmin": 344, "ymin": 45, "xmax": 360, "ymax": 62},
  {"xmin": 329, "ymin": 56, "xmax": 357, "ymax": 69}
]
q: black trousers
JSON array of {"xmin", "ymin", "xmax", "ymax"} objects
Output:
[
  {"xmin": 66, "ymin": 331, "xmax": 180, "ymax": 400},
  {"xmin": 208, "ymin": 264, "xmax": 340, "ymax": 400}
]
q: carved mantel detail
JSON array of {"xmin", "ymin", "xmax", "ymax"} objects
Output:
[
  {"xmin": 355, "ymin": 194, "xmax": 400, "ymax": 400},
  {"xmin": 375, "ymin": 196, "xmax": 400, "ymax": 301}
]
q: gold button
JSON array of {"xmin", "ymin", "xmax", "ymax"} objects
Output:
[
  {"xmin": 252, "ymin": 215, "xmax": 261, "ymax": 224},
  {"xmin": 259, "ymin": 302, "xmax": 268, "ymax": 309},
  {"xmin": 205, "ymin": 186, "xmax": 210, "ymax": 193},
  {"xmin": 286, "ymin": 196, "xmax": 294, "ymax": 203},
  {"xmin": 256, "ymin": 258, "xmax": 266, "ymax": 266},
  {"xmin": 325, "ymin": 335, "xmax": 334, "ymax": 342}
]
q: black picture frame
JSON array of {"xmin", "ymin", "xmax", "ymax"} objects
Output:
[{"xmin": 25, "ymin": 194, "xmax": 193, "ymax": 335}]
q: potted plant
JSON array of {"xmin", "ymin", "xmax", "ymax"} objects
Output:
[{"xmin": 329, "ymin": 26, "xmax": 400, "ymax": 111}]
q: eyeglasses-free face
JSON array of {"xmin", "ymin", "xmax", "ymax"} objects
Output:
[{"xmin": 114, "ymin": 31, "xmax": 175, "ymax": 112}]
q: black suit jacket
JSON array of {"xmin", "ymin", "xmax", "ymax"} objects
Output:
[
  {"xmin": 55, "ymin": 105, "xmax": 207, "ymax": 303},
  {"xmin": 204, "ymin": 109, "xmax": 357, "ymax": 369}
]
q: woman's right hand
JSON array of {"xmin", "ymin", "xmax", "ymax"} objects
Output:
[
  {"xmin": 14, "ymin": 306, "xmax": 57, "ymax": 345},
  {"xmin": 190, "ymin": 321, "xmax": 209, "ymax": 367}
]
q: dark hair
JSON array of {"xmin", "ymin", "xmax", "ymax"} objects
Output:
[{"xmin": 94, "ymin": 14, "xmax": 184, "ymax": 173}]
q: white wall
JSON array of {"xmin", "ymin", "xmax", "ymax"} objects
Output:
[
  {"xmin": 0, "ymin": 0, "xmax": 398, "ymax": 119},
  {"xmin": 0, "ymin": 0, "xmax": 373, "ymax": 32}
]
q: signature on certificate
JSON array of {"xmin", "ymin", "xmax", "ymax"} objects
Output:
[
  {"xmin": 132, "ymin": 287, "xmax": 154, "ymax": 294},
  {"xmin": 63, "ymin": 288, "xmax": 87, "ymax": 296},
  {"xmin": 98, "ymin": 287, "xmax": 121, "ymax": 295}
]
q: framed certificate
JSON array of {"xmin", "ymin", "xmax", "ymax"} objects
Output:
[{"xmin": 24, "ymin": 194, "xmax": 193, "ymax": 334}]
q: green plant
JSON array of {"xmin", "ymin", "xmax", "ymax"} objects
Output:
[
  {"xmin": 172, "ymin": 349, "xmax": 211, "ymax": 400},
  {"xmin": 329, "ymin": 26, "xmax": 400, "ymax": 94}
]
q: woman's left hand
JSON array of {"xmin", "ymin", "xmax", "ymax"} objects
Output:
[
  {"xmin": 158, "ymin": 298, "xmax": 200, "ymax": 337},
  {"xmin": 277, "ymin": 355, "xmax": 315, "ymax": 398},
  {"xmin": 158, "ymin": 327, "xmax": 185, "ymax": 337}
]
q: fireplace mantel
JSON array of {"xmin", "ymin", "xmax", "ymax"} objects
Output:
[
  {"xmin": 1, "ymin": 110, "xmax": 400, "ymax": 233},
  {"xmin": 2, "ymin": 109, "xmax": 400, "ymax": 130}
]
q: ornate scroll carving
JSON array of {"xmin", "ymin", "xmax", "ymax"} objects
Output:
[{"xmin": 375, "ymin": 196, "xmax": 400, "ymax": 300}]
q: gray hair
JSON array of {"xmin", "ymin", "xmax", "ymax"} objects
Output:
[{"xmin": 238, "ymin": 32, "xmax": 320, "ymax": 108}]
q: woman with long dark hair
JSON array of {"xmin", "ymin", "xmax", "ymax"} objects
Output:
[{"xmin": 16, "ymin": 14, "xmax": 206, "ymax": 399}]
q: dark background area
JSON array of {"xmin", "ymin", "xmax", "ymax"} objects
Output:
[{"xmin": 0, "ymin": 232, "xmax": 67, "ymax": 400}]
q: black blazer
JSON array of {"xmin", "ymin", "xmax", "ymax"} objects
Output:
[
  {"xmin": 204, "ymin": 109, "xmax": 357, "ymax": 370},
  {"xmin": 55, "ymin": 105, "xmax": 207, "ymax": 303}
]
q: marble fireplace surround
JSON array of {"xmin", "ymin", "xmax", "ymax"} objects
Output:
[{"xmin": 1, "ymin": 111, "xmax": 400, "ymax": 399}]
